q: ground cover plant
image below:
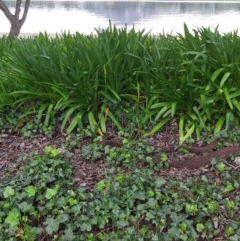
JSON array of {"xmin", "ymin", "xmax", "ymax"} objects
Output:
[
  {"xmin": 0, "ymin": 132, "xmax": 240, "ymax": 240},
  {"xmin": 0, "ymin": 24, "xmax": 240, "ymax": 240}
]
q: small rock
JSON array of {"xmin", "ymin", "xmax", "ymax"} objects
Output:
[
  {"xmin": 234, "ymin": 157, "xmax": 240, "ymax": 166},
  {"xmin": 20, "ymin": 142, "xmax": 25, "ymax": 149},
  {"xmin": 213, "ymin": 219, "xmax": 219, "ymax": 229}
]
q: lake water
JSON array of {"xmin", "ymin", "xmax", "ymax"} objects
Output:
[{"xmin": 1, "ymin": 1, "xmax": 240, "ymax": 35}]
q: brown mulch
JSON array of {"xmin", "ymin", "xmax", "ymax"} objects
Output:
[
  {"xmin": 0, "ymin": 131, "xmax": 106, "ymax": 189},
  {"xmin": 1, "ymin": 123, "xmax": 240, "ymax": 189}
]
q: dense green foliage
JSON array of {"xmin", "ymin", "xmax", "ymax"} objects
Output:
[
  {"xmin": 1, "ymin": 24, "xmax": 240, "ymax": 143},
  {"xmin": 0, "ymin": 141, "xmax": 240, "ymax": 240},
  {"xmin": 1, "ymin": 24, "xmax": 240, "ymax": 240}
]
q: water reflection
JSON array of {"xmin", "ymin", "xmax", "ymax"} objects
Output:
[{"xmin": 1, "ymin": 1, "xmax": 240, "ymax": 34}]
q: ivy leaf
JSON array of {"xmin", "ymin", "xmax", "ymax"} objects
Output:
[
  {"xmin": 196, "ymin": 223, "xmax": 205, "ymax": 232},
  {"xmin": 5, "ymin": 210, "xmax": 20, "ymax": 227},
  {"xmin": 17, "ymin": 201, "xmax": 34, "ymax": 213},
  {"xmin": 116, "ymin": 219, "xmax": 129, "ymax": 228},
  {"xmin": 50, "ymin": 148, "xmax": 60, "ymax": 157},
  {"xmin": 134, "ymin": 191, "xmax": 146, "ymax": 201},
  {"xmin": 68, "ymin": 197, "xmax": 78, "ymax": 206},
  {"xmin": 44, "ymin": 146, "xmax": 53, "ymax": 155},
  {"xmin": 137, "ymin": 204, "xmax": 145, "ymax": 211},
  {"xmin": 80, "ymin": 222, "xmax": 92, "ymax": 232},
  {"xmin": 44, "ymin": 217, "xmax": 60, "ymax": 234},
  {"xmin": 61, "ymin": 228, "xmax": 75, "ymax": 241},
  {"xmin": 152, "ymin": 234, "xmax": 159, "ymax": 241},
  {"xmin": 155, "ymin": 178, "xmax": 166, "ymax": 188},
  {"xmin": 216, "ymin": 162, "xmax": 225, "ymax": 172},
  {"xmin": 25, "ymin": 185, "xmax": 37, "ymax": 197},
  {"xmin": 224, "ymin": 183, "xmax": 234, "ymax": 193},
  {"xmin": 45, "ymin": 186, "xmax": 59, "ymax": 200},
  {"xmin": 146, "ymin": 212, "xmax": 155, "ymax": 221},
  {"xmin": 3, "ymin": 186, "xmax": 15, "ymax": 198},
  {"xmin": 57, "ymin": 213, "xmax": 69, "ymax": 224}
]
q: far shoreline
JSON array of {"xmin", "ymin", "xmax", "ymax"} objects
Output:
[{"xmin": 0, "ymin": 32, "xmax": 62, "ymax": 38}]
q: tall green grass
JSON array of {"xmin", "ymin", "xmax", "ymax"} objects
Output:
[{"xmin": 1, "ymin": 24, "xmax": 240, "ymax": 142}]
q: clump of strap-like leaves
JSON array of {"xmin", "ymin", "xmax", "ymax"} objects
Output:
[{"xmin": 1, "ymin": 24, "xmax": 240, "ymax": 143}]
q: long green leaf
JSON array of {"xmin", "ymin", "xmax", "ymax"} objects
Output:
[
  {"xmin": 214, "ymin": 116, "xmax": 225, "ymax": 134},
  {"xmin": 143, "ymin": 117, "xmax": 170, "ymax": 138},
  {"xmin": 61, "ymin": 106, "xmax": 79, "ymax": 132},
  {"xmin": 44, "ymin": 104, "xmax": 54, "ymax": 127},
  {"xmin": 223, "ymin": 87, "xmax": 233, "ymax": 110},
  {"xmin": 66, "ymin": 113, "xmax": 83, "ymax": 134},
  {"xmin": 220, "ymin": 72, "xmax": 231, "ymax": 88},
  {"xmin": 211, "ymin": 68, "xmax": 224, "ymax": 82},
  {"xmin": 179, "ymin": 122, "xmax": 195, "ymax": 145}
]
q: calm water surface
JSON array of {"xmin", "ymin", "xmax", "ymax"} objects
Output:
[{"xmin": 1, "ymin": 1, "xmax": 240, "ymax": 35}]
